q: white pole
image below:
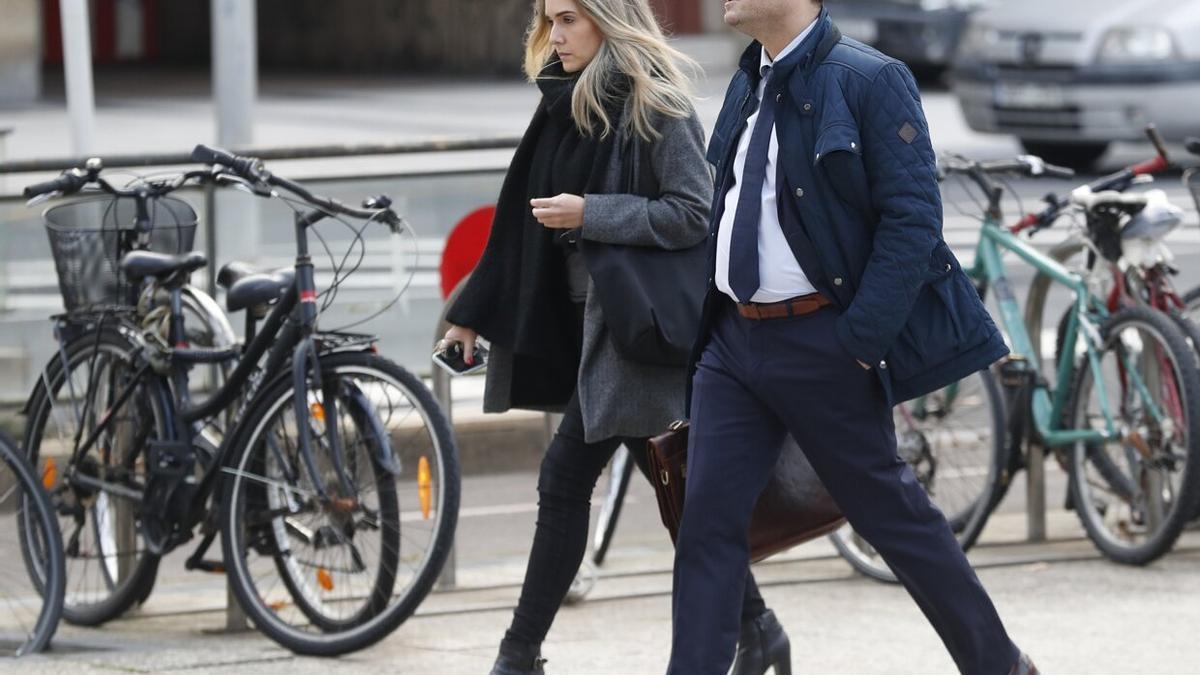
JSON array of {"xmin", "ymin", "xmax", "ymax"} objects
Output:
[
  {"xmin": 211, "ymin": 0, "xmax": 257, "ymax": 147},
  {"xmin": 60, "ymin": 0, "xmax": 97, "ymax": 156}
]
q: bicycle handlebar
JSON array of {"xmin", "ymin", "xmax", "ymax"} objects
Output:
[
  {"xmin": 190, "ymin": 144, "xmax": 401, "ymax": 229},
  {"xmin": 22, "ymin": 168, "xmax": 89, "ymax": 199}
]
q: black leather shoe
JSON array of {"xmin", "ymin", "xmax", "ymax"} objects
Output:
[
  {"xmin": 731, "ymin": 609, "xmax": 792, "ymax": 675},
  {"xmin": 489, "ymin": 639, "xmax": 546, "ymax": 675},
  {"xmin": 1009, "ymin": 652, "xmax": 1039, "ymax": 675}
]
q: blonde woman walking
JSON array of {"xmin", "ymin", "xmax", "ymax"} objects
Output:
[{"xmin": 441, "ymin": 1, "xmax": 787, "ymax": 673}]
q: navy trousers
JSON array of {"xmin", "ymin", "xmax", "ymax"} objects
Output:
[{"xmin": 668, "ymin": 301, "xmax": 1019, "ymax": 674}]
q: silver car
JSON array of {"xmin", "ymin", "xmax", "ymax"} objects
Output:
[{"xmin": 951, "ymin": 0, "xmax": 1200, "ymax": 168}]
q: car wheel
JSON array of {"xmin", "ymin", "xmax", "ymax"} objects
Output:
[{"xmin": 1019, "ymin": 140, "xmax": 1110, "ymax": 171}]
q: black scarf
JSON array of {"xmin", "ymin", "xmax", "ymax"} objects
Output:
[{"xmin": 446, "ymin": 62, "xmax": 624, "ymax": 409}]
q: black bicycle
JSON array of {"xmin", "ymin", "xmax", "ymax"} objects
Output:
[
  {"xmin": 19, "ymin": 146, "xmax": 460, "ymax": 655},
  {"xmin": 2, "ymin": 429, "xmax": 65, "ymax": 657}
]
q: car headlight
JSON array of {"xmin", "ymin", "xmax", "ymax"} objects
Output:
[{"xmin": 1096, "ymin": 26, "xmax": 1177, "ymax": 63}]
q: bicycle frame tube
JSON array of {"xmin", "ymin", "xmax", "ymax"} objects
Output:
[{"xmin": 971, "ymin": 221, "xmax": 1115, "ymax": 446}]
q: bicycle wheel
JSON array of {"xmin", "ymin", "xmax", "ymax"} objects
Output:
[
  {"xmin": 2, "ymin": 431, "xmax": 65, "ymax": 656},
  {"xmin": 831, "ymin": 368, "xmax": 1009, "ymax": 582},
  {"xmin": 592, "ymin": 443, "xmax": 634, "ymax": 566},
  {"xmin": 221, "ymin": 351, "xmax": 459, "ymax": 656},
  {"xmin": 1182, "ymin": 286, "xmax": 1200, "ymax": 353},
  {"xmin": 21, "ymin": 327, "xmax": 167, "ymax": 625},
  {"xmin": 1065, "ymin": 306, "xmax": 1200, "ymax": 564}
]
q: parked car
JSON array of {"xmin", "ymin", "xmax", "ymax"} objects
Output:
[
  {"xmin": 951, "ymin": 0, "xmax": 1200, "ymax": 169},
  {"xmin": 825, "ymin": 0, "xmax": 992, "ymax": 79}
]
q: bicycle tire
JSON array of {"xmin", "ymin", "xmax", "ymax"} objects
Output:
[
  {"xmin": 831, "ymin": 368, "xmax": 1010, "ymax": 583},
  {"xmin": 592, "ymin": 444, "xmax": 634, "ymax": 566},
  {"xmin": 1065, "ymin": 306, "xmax": 1200, "ymax": 565},
  {"xmin": 20, "ymin": 327, "xmax": 166, "ymax": 625},
  {"xmin": 221, "ymin": 351, "xmax": 460, "ymax": 656},
  {"xmin": 3, "ymin": 430, "xmax": 66, "ymax": 656}
]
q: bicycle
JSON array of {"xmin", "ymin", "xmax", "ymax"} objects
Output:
[
  {"xmin": 19, "ymin": 146, "xmax": 460, "ymax": 655},
  {"xmin": 1, "ymin": 429, "xmax": 65, "ymax": 656},
  {"xmin": 938, "ymin": 152, "xmax": 1200, "ymax": 565},
  {"xmin": 1021, "ymin": 128, "xmax": 1196, "ymax": 371}
]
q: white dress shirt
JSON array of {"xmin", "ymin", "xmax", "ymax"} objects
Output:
[{"xmin": 715, "ymin": 20, "xmax": 819, "ymax": 304}]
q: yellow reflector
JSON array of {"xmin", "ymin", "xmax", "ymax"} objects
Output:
[
  {"xmin": 317, "ymin": 568, "xmax": 334, "ymax": 592},
  {"xmin": 310, "ymin": 402, "xmax": 325, "ymax": 423},
  {"xmin": 418, "ymin": 456, "xmax": 432, "ymax": 520},
  {"xmin": 42, "ymin": 458, "xmax": 57, "ymax": 490}
]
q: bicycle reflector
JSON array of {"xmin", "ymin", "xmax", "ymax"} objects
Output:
[
  {"xmin": 310, "ymin": 402, "xmax": 326, "ymax": 423},
  {"xmin": 418, "ymin": 456, "xmax": 433, "ymax": 520},
  {"xmin": 42, "ymin": 458, "xmax": 57, "ymax": 490},
  {"xmin": 317, "ymin": 568, "xmax": 334, "ymax": 592}
]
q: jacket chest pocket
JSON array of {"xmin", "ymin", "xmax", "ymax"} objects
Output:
[{"xmin": 813, "ymin": 122, "xmax": 872, "ymax": 220}]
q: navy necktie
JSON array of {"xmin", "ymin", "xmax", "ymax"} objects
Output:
[{"xmin": 728, "ymin": 65, "xmax": 777, "ymax": 303}]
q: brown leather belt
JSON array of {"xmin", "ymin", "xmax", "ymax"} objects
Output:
[{"xmin": 736, "ymin": 293, "xmax": 831, "ymax": 320}]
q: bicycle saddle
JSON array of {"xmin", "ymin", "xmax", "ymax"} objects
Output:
[
  {"xmin": 121, "ymin": 250, "xmax": 208, "ymax": 280},
  {"xmin": 217, "ymin": 260, "xmax": 295, "ymax": 312}
]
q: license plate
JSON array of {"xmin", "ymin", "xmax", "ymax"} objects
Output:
[
  {"xmin": 836, "ymin": 18, "xmax": 878, "ymax": 44},
  {"xmin": 994, "ymin": 81, "xmax": 1065, "ymax": 109}
]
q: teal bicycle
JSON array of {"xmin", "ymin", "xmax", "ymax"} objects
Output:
[{"xmin": 940, "ymin": 153, "xmax": 1200, "ymax": 565}]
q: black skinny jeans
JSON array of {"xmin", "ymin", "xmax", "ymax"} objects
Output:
[{"xmin": 504, "ymin": 389, "xmax": 767, "ymax": 647}]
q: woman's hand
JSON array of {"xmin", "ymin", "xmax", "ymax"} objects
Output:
[
  {"xmin": 531, "ymin": 193, "xmax": 584, "ymax": 230},
  {"xmin": 440, "ymin": 324, "xmax": 480, "ymax": 365}
]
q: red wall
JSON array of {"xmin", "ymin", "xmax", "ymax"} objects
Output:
[{"xmin": 650, "ymin": 0, "xmax": 703, "ymax": 35}]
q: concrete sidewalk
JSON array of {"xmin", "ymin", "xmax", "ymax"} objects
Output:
[{"xmin": 11, "ymin": 503, "xmax": 1200, "ymax": 674}]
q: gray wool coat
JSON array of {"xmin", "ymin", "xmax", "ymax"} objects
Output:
[{"xmin": 481, "ymin": 107, "xmax": 713, "ymax": 443}]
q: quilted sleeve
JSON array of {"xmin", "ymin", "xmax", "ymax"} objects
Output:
[
  {"xmin": 580, "ymin": 112, "xmax": 713, "ymax": 250},
  {"xmin": 834, "ymin": 62, "xmax": 942, "ymax": 366}
]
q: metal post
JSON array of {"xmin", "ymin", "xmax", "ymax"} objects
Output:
[
  {"xmin": 211, "ymin": 0, "xmax": 257, "ymax": 626},
  {"xmin": 59, "ymin": 0, "xmax": 96, "ymax": 156},
  {"xmin": 211, "ymin": 0, "xmax": 257, "ymax": 149},
  {"xmin": 431, "ymin": 366, "xmax": 457, "ymax": 590},
  {"xmin": 1026, "ymin": 442, "xmax": 1047, "ymax": 541}
]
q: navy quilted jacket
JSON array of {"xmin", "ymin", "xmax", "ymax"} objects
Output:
[{"xmin": 691, "ymin": 8, "xmax": 1008, "ymax": 405}]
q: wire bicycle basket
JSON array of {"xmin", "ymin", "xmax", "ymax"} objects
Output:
[{"xmin": 43, "ymin": 195, "xmax": 198, "ymax": 313}]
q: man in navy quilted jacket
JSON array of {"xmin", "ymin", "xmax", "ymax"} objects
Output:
[{"xmin": 667, "ymin": 1, "xmax": 1037, "ymax": 674}]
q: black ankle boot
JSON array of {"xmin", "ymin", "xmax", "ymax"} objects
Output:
[
  {"xmin": 731, "ymin": 609, "xmax": 792, "ymax": 675},
  {"xmin": 489, "ymin": 638, "xmax": 546, "ymax": 675}
]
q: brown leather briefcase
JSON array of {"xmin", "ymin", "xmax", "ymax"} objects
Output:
[{"xmin": 647, "ymin": 421, "xmax": 845, "ymax": 563}]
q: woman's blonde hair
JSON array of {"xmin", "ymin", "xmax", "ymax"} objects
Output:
[{"xmin": 523, "ymin": 0, "xmax": 699, "ymax": 141}]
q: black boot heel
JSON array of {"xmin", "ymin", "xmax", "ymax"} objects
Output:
[
  {"xmin": 731, "ymin": 609, "xmax": 792, "ymax": 675},
  {"xmin": 489, "ymin": 638, "xmax": 546, "ymax": 675}
]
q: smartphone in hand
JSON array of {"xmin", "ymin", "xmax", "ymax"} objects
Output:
[{"xmin": 432, "ymin": 341, "xmax": 488, "ymax": 376}]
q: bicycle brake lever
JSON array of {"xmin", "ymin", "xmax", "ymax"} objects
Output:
[{"xmin": 25, "ymin": 193, "xmax": 56, "ymax": 208}]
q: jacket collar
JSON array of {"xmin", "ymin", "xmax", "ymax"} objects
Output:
[{"xmin": 736, "ymin": 7, "xmax": 841, "ymax": 84}]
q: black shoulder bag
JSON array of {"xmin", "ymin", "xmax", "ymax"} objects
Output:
[{"xmin": 578, "ymin": 134, "xmax": 708, "ymax": 367}]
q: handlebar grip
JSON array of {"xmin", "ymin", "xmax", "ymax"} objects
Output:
[
  {"xmin": 190, "ymin": 144, "xmax": 237, "ymax": 167},
  {"xmin": 190, "ymin": 144, "xmax": 263, "ymax": 180},
  {"xmin": 1186, "ymin": 137, "xmax": 1200, "ymax": 157},
  {"xmin": 1145, "ymin": 124, "xmax": 1170, "ymax": 162},
  {"xmin": 23, "ymin": 170, "xmax": 87, "ymax": 199},
  {"xmin": 1042, "ymin": 163, "xmax": 1075, "ymax": 179}
]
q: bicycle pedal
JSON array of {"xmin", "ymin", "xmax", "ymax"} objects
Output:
[
  {"xmin": 997, "ymin": 355, "xmax": 1034, "ymax": 388},
  {"xmin": 191, "ymin": 559, "xmax": 226, "ymax": 574}
]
